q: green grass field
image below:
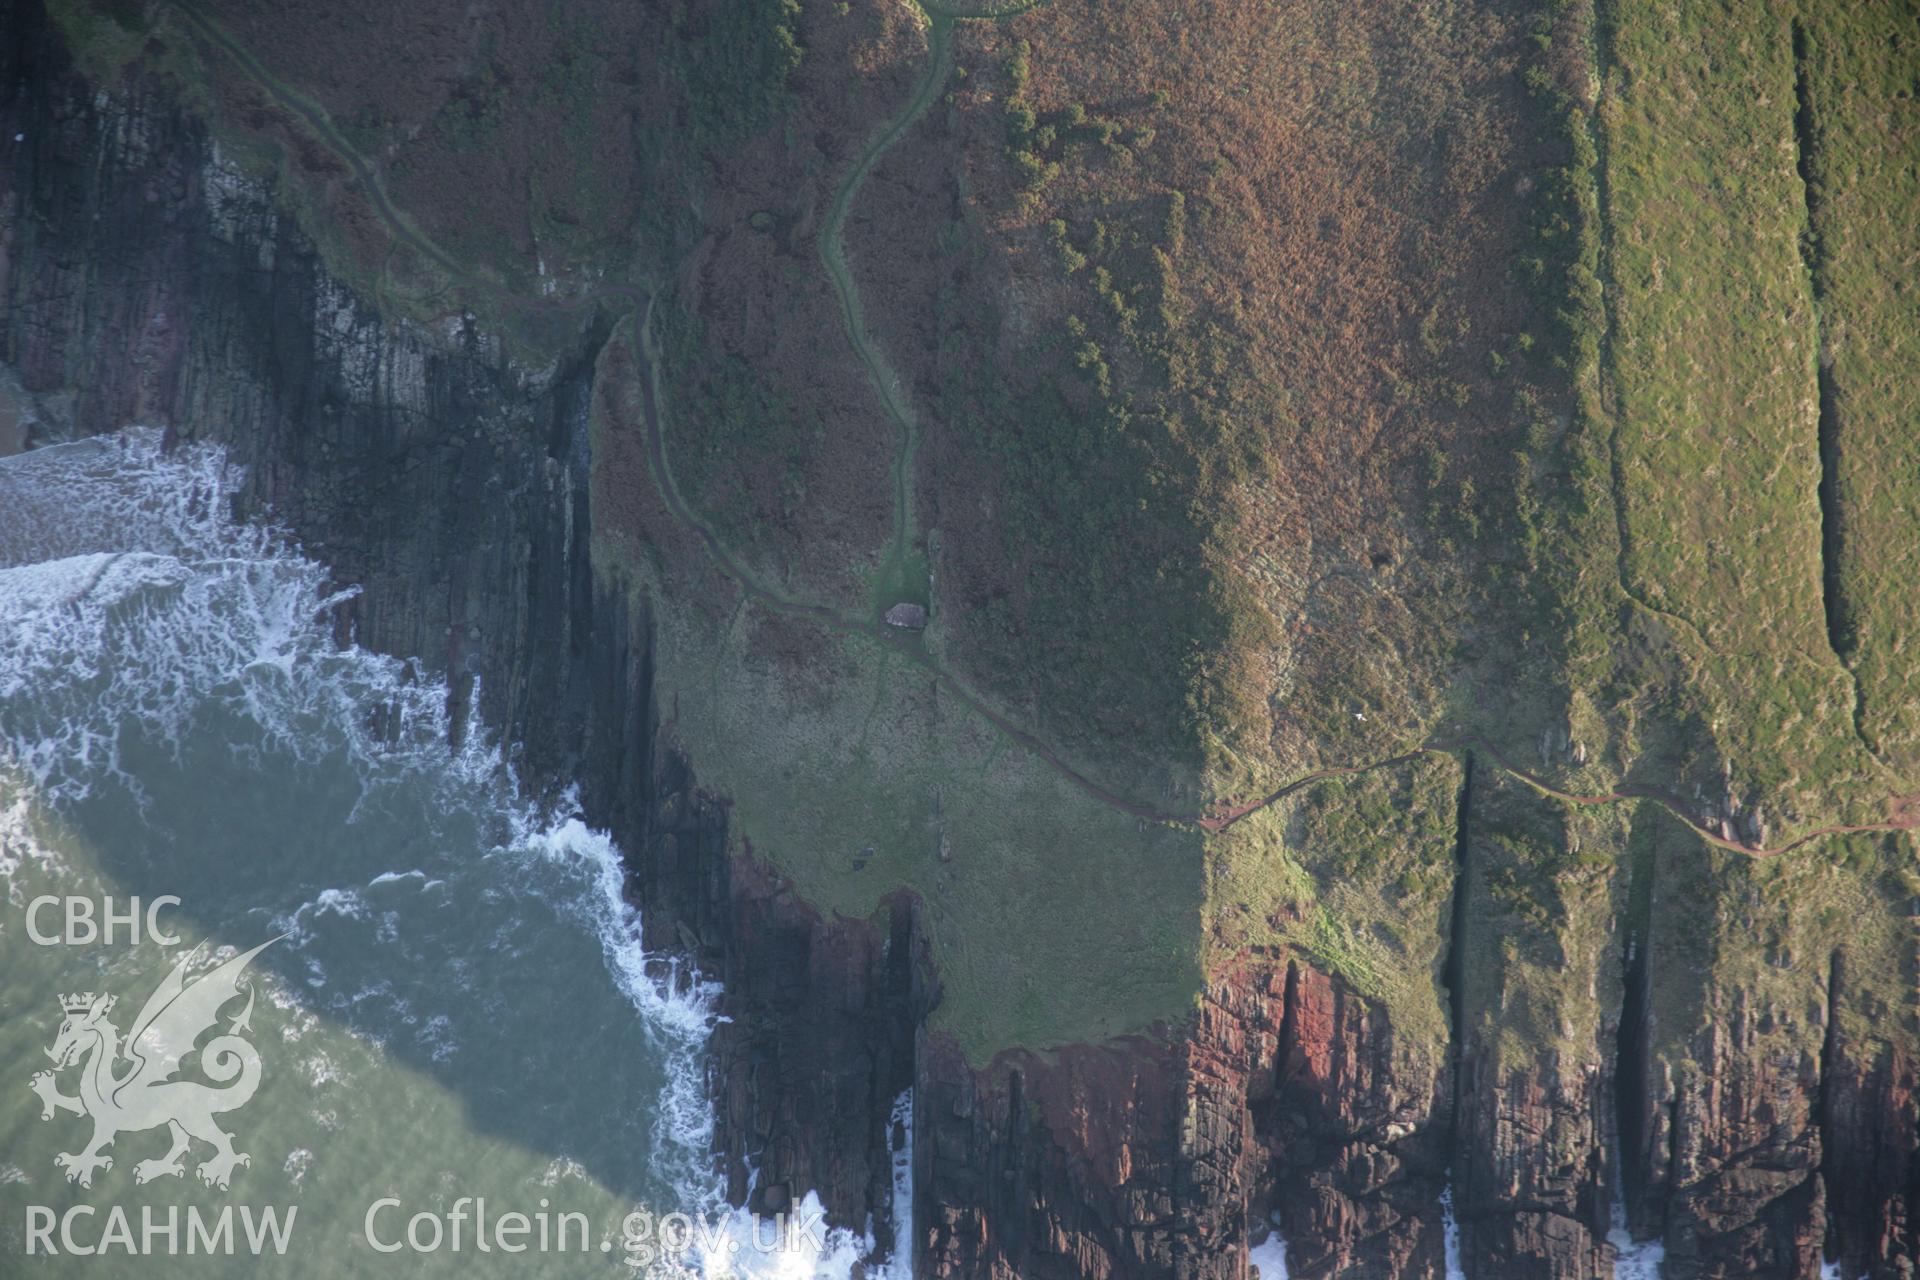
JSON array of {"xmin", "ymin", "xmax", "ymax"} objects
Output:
[
  {"xmin": 1595, "ymin": 0, "xmax": 1907, "ymax": 824},
  {"xmin": 54, "ymin": 0, "xmax": 1917, "ymax": 1065},
  {"xmin": 1793, "ymin": 0, "xmax": 1920, "ymax": 769}
]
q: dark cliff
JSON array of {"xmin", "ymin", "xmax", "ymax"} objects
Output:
[{"xmin": 5, "ymin": 3, "xmax": 1917, "ymax": 1279}]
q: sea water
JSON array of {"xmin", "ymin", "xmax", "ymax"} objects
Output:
[
  {"xmin": 1608, "ymin": 1211, "xmax": 1667, "ymax": 1279},
  {"xmin": 1441, "ymin": 1181, "xmax": 1671, "ymax": 1279},
  {"xmin": 0, "ymin": 429, "xmax": 902, "ymax": 1277},
  {"xmin": 1248, "ymin": 1215, "xmax": 1289, "ymax": 1279}
]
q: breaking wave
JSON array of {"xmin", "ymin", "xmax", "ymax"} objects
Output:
[
  {"xmin": 1441, "ymin": 1184, "xmax": 1465, "ymax": 1280},
  {"xmin": 0, "ymin": 428, "xmax": 910, "ymax": 1278},
  {"xmin": 0, "ymin": 430, "xmax": 461, "ymax": 808},
  {"xmin": 1249, "ymin": 1220, "xmax": 1290, "ymax": 1279},
  {"xmin": 1609, "ymin": 1210, "xmax": 1667, "ymax": 1280}
]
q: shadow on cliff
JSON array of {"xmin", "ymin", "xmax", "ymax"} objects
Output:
[{"xmin": 0, "ymin": 0, "xmax": 691, "ymax": 1204}]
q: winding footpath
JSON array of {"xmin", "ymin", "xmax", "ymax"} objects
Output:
[
  {"xmin": 169, "ymin": 1, "xmax": 1917, "ymax": 859},
  {"xmin": 817, "ymin": 9, "xmax": 955, "ymax": 597}
]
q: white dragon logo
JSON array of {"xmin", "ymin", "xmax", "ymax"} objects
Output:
[{"xmin": 27, "ymin": 938, "xmax": 279, "ymax": 1190}]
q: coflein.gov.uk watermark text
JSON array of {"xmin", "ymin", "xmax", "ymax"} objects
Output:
[
  {"xmin": 26, "ymin": 1200, "xmax": 829, "ymax": 1269},
  {"xmin": 364, "ymin": 1198, "xmax": 830, "ymax": 1269}
]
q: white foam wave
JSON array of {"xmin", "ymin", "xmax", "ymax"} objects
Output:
[
  {"xmin": 882, "ymin": 1091, "xmax": 915, "ymax": 1280},
  {"xmin": 1249, "ymin": 1226, "xmax": 1290, "ymax": 1280},
  {"xmin": 301, "ymin": 1051, "xmax": 348, "ymax": 1088},
  {"xmin": 0, "ymin": 782, "xmax": 54, "ymax": 900},
  {"xmin": 523, "ymin": 812, "xmax": 900, "ymax": 1279},
  {"xmin": 538, "ymin": 1156, "xmax": 592, "ymax": 1187},
  {"xmin": 283, "ymin": 1148, "xmax": 315, "ymax": 1186},
  {"xmin": 520, "ymin": 813, "xmax": 724, "ymax": 1202},
  {"xmin": 1441, "ymin": 1185, "xmax": 1466, "ymax": 1280},
  {"xmin": 1609, "ymin": 1202, "xmax": 1665, "ymax": 1278},
  {"xmin": 0, "ymin": 429, "xmax": 481, "ymax": 808},
  {"xmin": 368, "ymin": 869, "xmax": 437, "ymax": 889},
  {"xmin": 0, "ymin": 429, "xmax": 253, "ymax": 566},
  {"xmin": 416, "ymin": 1013, "xmax": 459, "ymax": 1062},
  {"xmin": 0, "ymin": 429, "xmax": 911, "ymax": 1279}
]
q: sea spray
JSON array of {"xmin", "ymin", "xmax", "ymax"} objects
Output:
[
  {"xmin": 522, "ymin": 813, "xmax": 885, "ymax": 1280},
  {"xmin": 1608, "ymin": 1205, "xmax": 1666, "ymax": 1279},
  {"xmin": 883, "ymin": 1090, "xmax": 914, "ymax": 1280},
  {"xmin": 1441, "ymin": 1184, "xmax": 1466, "ymax": 1280},
  {"xmin": 1440, "ymin": 1179, "xmax": 1671, "ymax": 1279},
  {"xmin": 0, "ymin": 429, "xmax": 458, "ymax": 808},
  {"xmin": 0, "ymin": 428, "xmax": 911, "ymax": 1279},
  {"xmin": 1249, "ymin": 1219, "xmax": 1290, "ymax": 1279}
]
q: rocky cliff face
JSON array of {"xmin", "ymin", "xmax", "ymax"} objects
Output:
[
  {"xmin": 635, "ymin": 747, "xmax": 928, "ymax": 1229},
  {"xmin": 5, "ymin": 4, "xmax": 1916, "ymax": 1279},
  {"xmin": 1617, "ymin": 942, "xmax": 1920, "ymax": 1280},
  {"xmin": 0, "ymin": 0, "xmax": 616, "ymax": 785},
  {"xmin": 907, "ymin": 956, "xmax": 1448, "ymax": 1280},
  {"xmin": 1820, "ymin": 1005, "xmax": 1918, "ymax": 1280},
  {"xmin": 1246, "ymin": 961, "xmax": 1452, "ymax": 1278}
]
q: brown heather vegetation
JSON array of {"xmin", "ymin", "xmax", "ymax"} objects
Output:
[
  {"xmin": 57, "ymin": 0, "xmax": 1915, "ymax": 1054},
  {"xmin": 166, "ymin": 0, "xmax": 1629, "ymax": 809},
  {"xmin": 201, "ymin": 0, "xmax": 659, "ymax": 286},
  {"xmin": 873, "ymin": 0, "xmax": 1577, "ymax": 797},
  {"xmin": 649, "ymin": 0, "xmax": 935, "ymax": 611},
  {"xmin": 195, "ymin": 0, "xmax": 936, "ymax": 609}
]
